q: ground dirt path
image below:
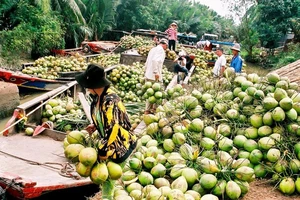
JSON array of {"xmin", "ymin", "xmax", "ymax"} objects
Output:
[{"xmin": 242, "ymin": 179, "xmax": 300, "ymax": 200}]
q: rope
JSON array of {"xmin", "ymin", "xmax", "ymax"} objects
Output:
[{"xmin": 0, "ymin": 150, "xmax": 80, "ymax": 180}]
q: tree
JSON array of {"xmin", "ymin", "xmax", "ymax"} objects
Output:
[
  {"xmin": 254, "ymin": 0, "xmax": 298, "ymax": 48},
  {"xmin": 0, "ymin": 0, "xmax": 65, "ymax": 60},
  {"xmin": 115, "ymin": 0, "xmax": 235, "ymax": 40}
]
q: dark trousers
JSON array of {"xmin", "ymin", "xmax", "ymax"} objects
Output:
[
  {"xmin": 174, "ymin": 63, "xmax": 189, "ymax": 83},
  {"xmin": 168, "ymin": 40, "xmax": 176, "ymax": 51}
]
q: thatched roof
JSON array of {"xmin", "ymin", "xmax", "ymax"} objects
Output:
[{"xmin": 272, "ymin": 59, "xmax": 300, "ymax": 85}]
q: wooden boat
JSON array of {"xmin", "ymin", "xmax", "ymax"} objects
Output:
[
  {"xmin": 0, "ymin": 68, "xmax": 70, "ymax": 91},
  {"xmin": 0, "ymin": 65, "xmax": 120, "ymax": 199},
  {"xmin": 0, "ymin": 81, "xmax": 93, "ymax": 199}
]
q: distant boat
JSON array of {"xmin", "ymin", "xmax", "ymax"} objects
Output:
[{"xmin": 0, "ymin": 68, "xmax": 70, "ymax": 91}]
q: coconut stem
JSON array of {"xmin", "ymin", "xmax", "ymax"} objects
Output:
[{"xmin": 101, "ymin": 180, "xmax": 115, "ymax": 200}]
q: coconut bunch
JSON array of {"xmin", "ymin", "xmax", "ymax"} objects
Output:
[
  {"xmin": 189, "ymin": 68, "xmax": 212, "ymax": 85},
  {"xmin": 187, "ymin": 71, "xmax": 300, "ymax": 196},
  {"xmin": 162, "ymin": 66, "xmax": 174, "ymax": 86},
  {"xmin": 39, "ymin": 97, "xmax": 89, "ymax": 132},
  {"xmin": 107, "ymin": 64, "xmax": 144, "ymax": 103},
  {"xmin": 120, "ymin": 36, "xmax": 154, "ymax": 50},
  {"xmin": 165, "ymin": 49, "xmax": 177, "ymax": 60},
  {"xmin": 137, "ymin": 46, "xmax": 155, "ymax": 56},
  {"xmin": 22, "ymin": 55, "xmax": 88, "ymax": 79},
  {"xmin": 89, "ymin": 53, "xmax": 120, "ymax": 68},
  {"xmin": 63, "ymin": 130, "xmax": 123, "ymax": 185},
  {"xmin": 138, "ymin": 81, "xmax": 167, "ymax": 105},
  {"xmin": 110, "ymin": 88, "xmax": 258, "ymax": 200},
  {"xmin": 107, "ymin": 62, "xmax": 172, "ymax": 103}
]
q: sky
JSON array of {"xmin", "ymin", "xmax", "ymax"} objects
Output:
[{"xmin": 198, "ymin": 0, "xmax": 230, "ymax": 17}]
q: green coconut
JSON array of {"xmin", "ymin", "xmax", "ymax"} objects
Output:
[
  {"xmin": 241, "ymin": 80, "xmax": 254, "ymax": 91},
  {"xmin": 267, "ymin": 73, "xmax": 281, "ymax": 84},
  {"xmin": 279, "ymin": 97, "xmax": 293, "ymax": 111},
  {"xmin": 263, "ymin": 111, "xmax": 274, "ymax": 126},
  {"xmin": 258, "ymin": 125, "xmax": 273, "ymax": 137},
  {"xmin": 274, "ymin": 88, "xmax": 288, "ymax": 102},
  {"xmin": 286, "ymin": 108, "xmax": 298, "ymax": 121},
  {"xmin": 276, "ymin": 80, "xmax": 289, "ymax": 90},
  {"xmin": 263, "ymin": 97, "xmax": 278, "ymax": 110},
  {"xmin": 272, "ymin": 107, "xmax": 286, "ymax": 122}
]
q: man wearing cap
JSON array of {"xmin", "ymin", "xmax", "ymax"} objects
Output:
[
  {"xmin": 75, "ymin": 64, "xmax": 137, "ymax": 198},
  {"xmin": 144, "ymin": 39, "xmax": 168, "ymax": 114},
  {"xmin": 165, "ymin": 22, "xmax": 178, "ymax": 51},
  {"xmin": 230, "ymin": 43, "xmax": 243, "ymax": 73}
]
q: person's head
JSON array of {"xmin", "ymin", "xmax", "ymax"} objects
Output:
[
  {"xmin": 215, "ymin": 48, "xmax": 224, "ymax": 57},
  {"xmin": 231, "ymin": 43, "xmax": 241, "ymax": 56},
  {"xmin": 75, "ymin": 63, "xmax": 111, "ymax": 95},
  {"xmin": 170, "ymin": 22, "xmax": 177, "ymax": 29},
  {"xmin": 159, "ymin": 38, "xmax": 168, "ymax": 50}
]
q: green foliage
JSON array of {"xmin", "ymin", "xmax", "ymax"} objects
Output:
[
  {"xmin": 115, "ymin": 0, "xmax": 235, "ymax": 40},
  {"xmin": 0, "ymin": 0, "xmax": 65, "ymax": 61},
  {"xmin": 255, "ymin": 0, "xmax": 298, "ymax": 48},
  {"xmin": 260, "ymin": 43, "xmax": 300, "ymax": 69}
]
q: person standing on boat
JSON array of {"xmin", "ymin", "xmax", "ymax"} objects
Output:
[
  {"xmin": 165, "ymin": 22, "xmax": 178, "ymax": 51},
  {"xmin": 230, "ymin": 43, "xmax": 243, "ymax": 73},
  {"xmin": 212, "ymin": 47, "xmax": 226, "ymax": 77},
  {"xmin": 144, "ymin": 38, "xmax": 168, "ymax": 114},
  {"xmin": 75, "ymin": 64, "xmax": 137, "ymax": 199}
]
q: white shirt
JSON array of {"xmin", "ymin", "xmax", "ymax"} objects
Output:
[
  {"xmin": 175, "ymin": 57, "xmax": 186, "ymax": 67},
  {"xmin": 144, "ymin": 45, "xmax": 166, "ymax": 82},
  {"xmin": 213, "ymin": 54, "xmax": 226, "ymax": 76}
]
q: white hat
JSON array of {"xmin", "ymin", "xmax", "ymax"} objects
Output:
[
  {"xmin": 206, "ymin": 40, "xmax": 210, "ymax": 46},
  {"xmin": 159, "ymin": 38, "xmax": 168, "ymax": 45},
  {"xmin": 178, "ymin": 51, "xmax": 186, "ymax": 57},
  {"xmin": 231, "ymin": 43, "xmax": 241, "ymax": 52}
]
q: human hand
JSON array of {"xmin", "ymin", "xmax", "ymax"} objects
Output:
[
  {"xmin": 155, "ymin": 74, "xmax": 159, "ymax": 81},
  {"xmin": 85, "ymin": 124, "xmax": 96, "ymax": 135}
]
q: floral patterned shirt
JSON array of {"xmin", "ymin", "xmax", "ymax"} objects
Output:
[{"xmin": 91, "ymin": 87, "xmax": 137, "ymax": 163}]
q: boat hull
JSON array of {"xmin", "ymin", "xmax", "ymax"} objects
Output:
[{"xmin": 0, "ymin": 69, "xmax": 69, "ymax": 91}]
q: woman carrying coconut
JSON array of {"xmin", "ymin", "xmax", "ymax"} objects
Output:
[{"xmin": 75, "ymin": 64, "xmax": 137, "ymax": 199}]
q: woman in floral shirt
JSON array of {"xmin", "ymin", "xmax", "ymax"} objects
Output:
[{"xmin": 75, "ymin": 64, "xmax": 137, "ymax": 198}]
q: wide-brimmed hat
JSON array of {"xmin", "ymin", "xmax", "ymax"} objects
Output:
[
  {"xmin": 159, "ymin": 38, "xmax": 169, "ymax": 45},
  {"xmin": 171, "ymin": 22, "xmax": 177, "ymax": 26},
  {"xmin": 231, "ymin": 43, "xmax": 241, "ymax": 52},
  {"xmin": 75, "ymin": 64, "xmax": 111, "ymax": 89}
]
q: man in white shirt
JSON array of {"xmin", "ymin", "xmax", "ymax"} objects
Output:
[
  {"xmin": 144, "ymin": 38, "xmax": 168, "ymax": 114},
  {"xmin": 144, "ymin": 39, "xmax": 168, "ymax": 82},
  {"xmin": 212, "ymin": 48, "xmax": 226, "ymax": 77}
]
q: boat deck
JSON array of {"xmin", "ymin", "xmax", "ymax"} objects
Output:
[{"xmin": 0, "ymin": 131, "xmax": 91, "ymax": 199}]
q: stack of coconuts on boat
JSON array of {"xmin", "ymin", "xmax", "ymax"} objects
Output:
[{"xmin": 61, "ymin": 66, "xmax": 300, "ymax": 200}]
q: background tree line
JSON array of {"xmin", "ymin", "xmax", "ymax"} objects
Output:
[{"xmin": 0, "ymin": 0, "xmax": 299, "ymax": 64}]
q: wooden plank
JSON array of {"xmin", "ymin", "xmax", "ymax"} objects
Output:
[
  {"xmin": 183, "ymin": 65, "xmax": 195, "ymax": 85},
  {"xmin": 78, "ymin": 92, "xmax": 92, "ymax": 124},
  {"xmin": 18, "ymin": 81, "xmax": 77, "ymax": 111}
]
